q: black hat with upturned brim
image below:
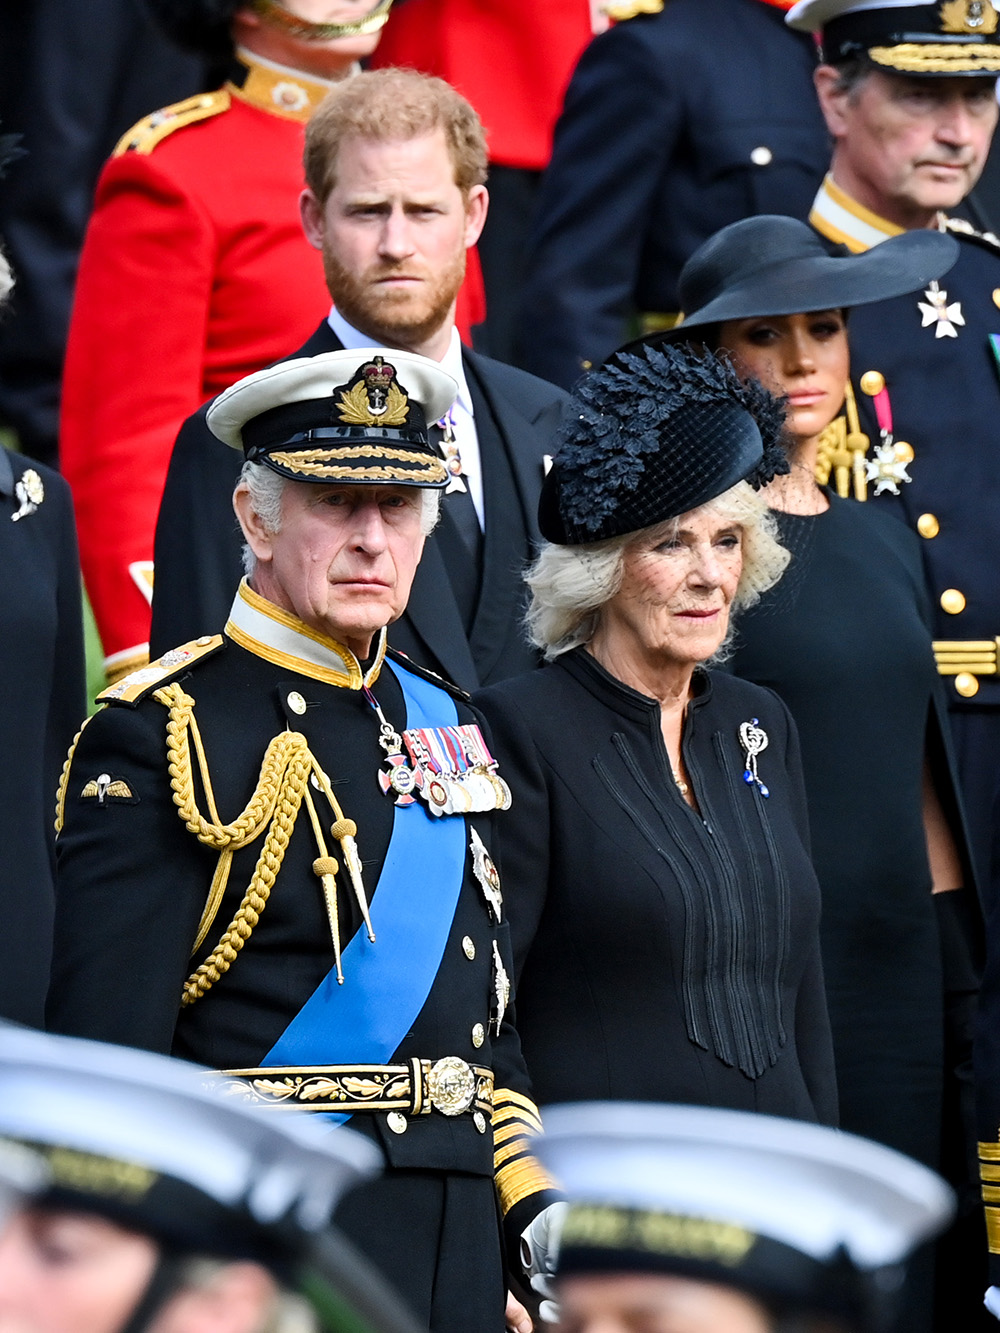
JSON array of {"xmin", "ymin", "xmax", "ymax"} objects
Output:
[
  {"xmin": 653, "ymin": 215, "xmax": 958, "ymax": 339},
  {"xmin": 538, "ymin": 341, "xmax": 788, "ymax": 546}
]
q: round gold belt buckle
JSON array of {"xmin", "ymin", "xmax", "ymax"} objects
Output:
[{"xmin": 426, "ymin": 1057, "xmax": 476, "ymax": 1116}]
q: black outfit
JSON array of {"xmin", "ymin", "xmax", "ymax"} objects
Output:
[
  {"xmin": 47, "ymin": 601, "xmax": 555, "ymax": 1333},
  {"xmin": 0, "ymin": 0, "xmax": 208, "ymax": 466},
  {"xmin": 728, "ymin": 495, "xmax": 976, "ymax": 1160},
  {"xmin": 150, "ymin": 320, "xmax": 569, "ymax": 691},
  {"xmin": 811, "ymin": 197, "xmax": 1000, "ymax": 912},
  {"xmin": 0, "ymin": 448, "xmax": 85, "ymax": 1026},
  {"xmin": 729, "ymin": 497, "xmax": 982, "ymax": 1333},
  {"xmin": 514, "ymin": 0, "xmax": 830, "ymax": 389},
  {"xmin": 476, "ymin": 650, "xmax": 838, "ymax": 1123}
]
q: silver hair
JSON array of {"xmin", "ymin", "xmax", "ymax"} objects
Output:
[
  {"xmin": 525, "ymin": 480, "xmax": 790, "ymax": 661},
  {"xmin": 236, "ymin": 461, "xmax": 441, "ymax": 578}
]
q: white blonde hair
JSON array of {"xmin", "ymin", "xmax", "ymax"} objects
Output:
[
  {"xmin": 236, "ymin": 461, "xmax": 441, "ymax": 577},
  {"xmin": 526, "ymin": 480, "xmax": 789, "ymax": 660}
]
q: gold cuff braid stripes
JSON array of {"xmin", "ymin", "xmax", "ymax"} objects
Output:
[
  {"xmin": 979, "ymin": 1141, "xmax": 1000, "ymax": 1252},
  {"xmin": 493, "ymin": 1088, "xmax": 557, "ymax": 1216}
]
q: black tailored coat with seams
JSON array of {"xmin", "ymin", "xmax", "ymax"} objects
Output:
[
  {"xmin": 475, "ymin": 650, "xmax": 839, "ymax": 1124},
  {"xmin": 150, "ymin": 320, "xmax": 570, "ymax": 692}
]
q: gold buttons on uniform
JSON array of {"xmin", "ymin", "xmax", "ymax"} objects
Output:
[
  {"xmin": 940, "ymin": 589, "xmax": 967, "ymax": 615},
  {"xmin": 471, "ymin": 1023, "xmax": 485, "ymax": 1049},
  {"xmin": 581, "ymin": 360, "xmax": 593, "ymax": 371},
  {"xmin": 286, "ymin": 691, "xmax": 307, "ymax": 715},
  {"xmin": 387, "ymin": 1112, "xmax": 407, "ymax": 1135},
  {"xmin": 462, "ymin": 936, "xmax": 476, "ymax": 960},
  {"xmin": 859, "ymin": 371, "xmax": 885, "ymax": 396},
  {"xmin": 993, "ymin": 289, "xmax": 1000, "ymax": 309},
  {"xmin": 894, "ymin": 442, "xmax": 914, "ymax": 463},
  {"xmin": 917, "ymin": 513, "xmax": 940, "ymax": 539},
  {"xmin": 955, "ymin": 672, "xmax": 980, "ymax": 698},
  {"xmin": 750, "ymin": 146, "xmax": 773, "ymax": 166},
  {"xmin": 473, "ymin": 1112, "xmax": 487, "ymax": 1134}
]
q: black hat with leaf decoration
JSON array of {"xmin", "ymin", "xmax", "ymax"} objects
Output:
[{"xmin": 538, "ymin": 341, "xmax": 789, "ymax": 546}]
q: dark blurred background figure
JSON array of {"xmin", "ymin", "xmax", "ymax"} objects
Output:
[
  {"xmin": 60, "ymin": 0, "xmax": 393, "ymax": 686},
  {"xmin": 0, "ymin": 1, "xmax": 211, "ymax": 469},
  {"xmin": 513, "ymin": 0, "xmax": 832, "ymax": 390},
  {"xmin": 0, "ymin": 226, "xmax": 85, "ymax": 1031},
  {"xmin": 371, "ymin": 0, "xmax": 599, "ymax": 362}
]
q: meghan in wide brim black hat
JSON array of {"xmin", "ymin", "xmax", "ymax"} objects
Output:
[{"xmin": 657, "ymin": 214, "xmax": 958, "ymax": 339}]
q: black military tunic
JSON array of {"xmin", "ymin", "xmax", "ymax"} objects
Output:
[
  {"xmin": 47, "ymin": 583, "xmax": 556, "ymax": 1333},
  {"xmin": 515, "ymin": 0, "xmax": 830, "ymax": 388}
]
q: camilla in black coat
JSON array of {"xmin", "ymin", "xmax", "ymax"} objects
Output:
[{"xmin": 476, "ymin": 340, "xmax": 838, "ymax": 1126}]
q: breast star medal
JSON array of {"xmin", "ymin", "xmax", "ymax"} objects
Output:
[
  {"xmin": 11, "ymin": 468, "xmax": 43, "ymax": 522},
  {"xmin": 738, "ymin": 719, "xmax": 770, "ymax": 798},
  {"xmin": 918, "ymin": 281, "xmax": 964, "ymax": 339},
  {"xmin": 470, "ymin": 827, "xmax": 503, "ymax": 922}
]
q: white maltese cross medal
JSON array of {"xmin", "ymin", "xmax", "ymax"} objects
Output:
[{"xmin": 918, "ymin": 281, "xmax": 964, "ymax": 339}]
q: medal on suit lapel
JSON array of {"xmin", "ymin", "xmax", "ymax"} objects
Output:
[
  {"xmin": 491, "ymin": 939, "xmax": 510, "ymax": 1036},
  {"xmin": 363, "ymin": 685, "xmax": 424, "ymax": 805},
  {"xmin": 739, "ymin": 718, "xmax": 770, "ymax": 798}
]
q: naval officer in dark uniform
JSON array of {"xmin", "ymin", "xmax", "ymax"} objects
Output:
[
  {"xmin": 514, "ymin": 0, "xmax": 831, "ymax": 390},
  {"xmin": 46, "ymin": 349, "xmax": 559, "ymax": 1333}
]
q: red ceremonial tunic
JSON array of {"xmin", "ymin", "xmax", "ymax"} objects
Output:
[
  {"xmin": 61, "ymin": 52, "xmax": 484, "ymax": 676},
  {"xmin": 371, "ymin": 1, "xmax": 596, "ymax": 170}
]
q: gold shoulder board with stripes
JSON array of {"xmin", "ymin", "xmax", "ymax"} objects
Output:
[
  {"xmin": 113, "ymin": 90, "xmax": 231, "ymax": 157},
  {"xmin": 97, "ymin": 636, "xmax": 224, "ymax": 706},
  {"xmin": 602, "ymin": 0, "xmax": 665, "ymax": 18}
]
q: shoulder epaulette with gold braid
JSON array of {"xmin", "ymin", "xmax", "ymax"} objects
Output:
[
  {"xmin": 603, "ymin": 0, "xmax": 665, "ymax": 18},
  {"xmin": 386, "ymin": 646, "xmax": 471, "ymax": 703},
  {"xmin": 97, "ymin": 636, "xmax": 224, "ymax": 706},
  {"xmin": 944, "ymin": 215, "xmax": 1000, "ymax": 255},
  {"xmin": 113, "ymin": 91, "xmax": 231, "ymax": 157}
]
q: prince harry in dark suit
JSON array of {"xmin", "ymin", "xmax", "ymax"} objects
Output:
[{"xmin": 152, "ymin": 66, "xmax": 569, "ymax": 692}]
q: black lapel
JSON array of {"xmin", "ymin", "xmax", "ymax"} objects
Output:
[
  {"xmin": 462, "ymin": 350, "xmax": 548, "ymax": 544},
  {"xmin": 296, "ymin": 320, "xmax": 342, "ymax": 357},
  {"xmin": 392, "ymin": 536, "xmax": 479, "ymax": 693}
]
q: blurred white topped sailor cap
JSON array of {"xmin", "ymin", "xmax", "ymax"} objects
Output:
[
  {"xmin": 0, "ymin": 1026, "xmax": 381, "ymax": 1264},
  {"xmin": 537, "ymin": 1102, "xmax": 954, "ymax": 1330}
]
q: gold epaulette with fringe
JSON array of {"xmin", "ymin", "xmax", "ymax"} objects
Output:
[
  {"xmin": 97, "ymin": 636, "xmax": 224, "ymax": 705},
  {"xmin": 602, "ymin": 0, "xmax": 665, "ymax": 18},
  {"xmin": 113, "ymin": 91, "xmax": 231, "ymax": 157},
  {"xmin": 944, "ymin": 215, "xmax": 1000, "ymax": 255}
]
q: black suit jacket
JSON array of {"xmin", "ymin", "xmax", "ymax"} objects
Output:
[{"xmin": 150, "ymin": 321, "xmax": 569, "ymax": 691}]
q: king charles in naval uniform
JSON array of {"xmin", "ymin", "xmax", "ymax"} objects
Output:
[{"xmin": 46, "ymin": 349, "xmax": 559, "ymax": 1333}]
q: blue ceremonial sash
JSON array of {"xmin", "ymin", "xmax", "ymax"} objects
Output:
[{"xmin": 260, "ymin": 661, "xmax": 466, "ymax": 1124}]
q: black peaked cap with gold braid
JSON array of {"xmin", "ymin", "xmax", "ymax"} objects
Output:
[
  {"xmin": 787, "ymin": 0, "xmax": 1000, "ymax": 75},
  {"xmin": 207, "ymin": 348, "xmax": 456, "ymax": 488}
]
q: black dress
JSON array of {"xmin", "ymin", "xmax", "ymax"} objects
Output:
[
  {"xmin": 728, "ymin": 494, "xmax": 972, "ymax": 1169},
  {"xmin": 475, "ymin": 650, "xmax": 838, "ymax": 1124}
]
